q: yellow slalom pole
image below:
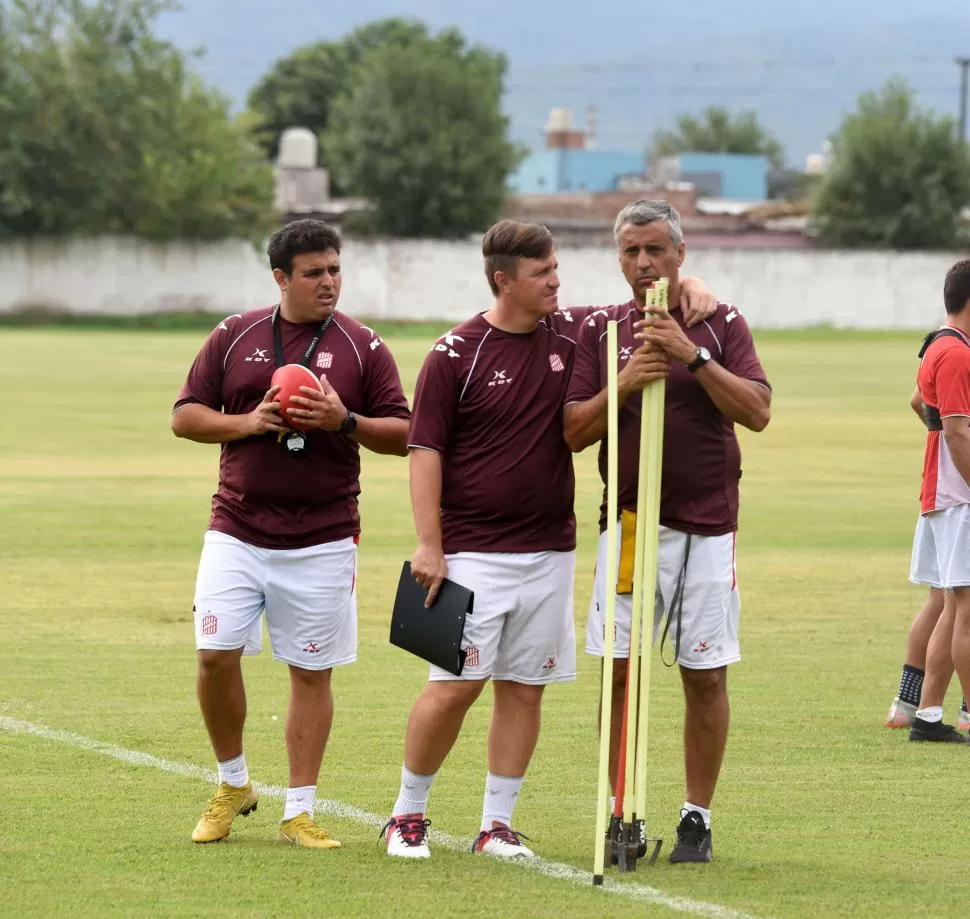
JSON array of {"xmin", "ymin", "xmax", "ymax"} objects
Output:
[
  {"xmin": 621, "ymin": 286, "xmax": 656, "ymax": 830},
  {"xmin": 633, "ymin": 277, "xmax": 669, "ymax": 828},
  {"xmin": 593, "ymin": 320, "xmax": 620, "ymax": 886}
]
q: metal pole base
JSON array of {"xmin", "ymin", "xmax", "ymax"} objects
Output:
[{"xmin": 617, "ymin": 819, "xmax": 663, "ymax": 871}]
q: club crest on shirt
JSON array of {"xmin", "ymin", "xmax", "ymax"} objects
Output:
[
  {"xmin": 317, "ymin": 352, "xmax": 334, "ymax": 370},
  {"xmin": 549, "ymin": 353, "xmax": 565, "ymax": 373}
]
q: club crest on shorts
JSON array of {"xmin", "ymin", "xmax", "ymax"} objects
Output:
[
  {"xmin": 464, "ymin": 646, "xmax": 480, "ymax": 668},
  {"xmin": 201, "ymin": 614, "xmax": 218, "ymax": 636},
  {"xmin": 303, "ymin": 641, "xmax": 322, "ymax": 654}
]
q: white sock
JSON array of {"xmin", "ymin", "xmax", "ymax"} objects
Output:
[
  {"xmin": 608, "ymin": 794, "xmax": 616, "ymax": 814},
  {"xmin": 217, "ymin": 753, "xmax": 249, "ymax": 788},
  {"xmin": 283, "ymin": 785, "xmax": 316, "ymax": 821},
  {"xmin": 684, "ymin": 801, "xmax": 711, "ymax": 830},
  {"xmin": 482, "ymin": 772, "xmax": 524, "ymax": 831},
  {"xmin": 916, "ymin": 706, "xmax": 944, "ymax": 723},
  {"xmin": 392, "ymin": 765, "xmax": 436, "ymax": 817}
]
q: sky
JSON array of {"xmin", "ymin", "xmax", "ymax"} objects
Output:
[{"xmin": 157, "ymin": 0, "xmax": 970, "ymax": 168}]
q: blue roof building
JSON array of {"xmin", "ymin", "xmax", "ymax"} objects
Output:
[
  {"xmin": 652, "ymin": 153, "xmax": 769, "ymax": 202},
  {"xmin": 508, "ymin": 149, "xmax": 646, "ymax": 194}
]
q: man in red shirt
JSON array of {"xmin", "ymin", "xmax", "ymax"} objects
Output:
[
  {"xmin": 906, "ymin": 258, "xmax": 970, "ymax": 744},
  {"xmin": 564, "ymin": 199, "xmax": 771, "ymax": 863},
  {"xmin": 172, "ymin": 219, "xmax": 410, "ymax": 847},
  {"xmin": 380, "ymin": 219, "xmax": 718, "ymax": 861}
]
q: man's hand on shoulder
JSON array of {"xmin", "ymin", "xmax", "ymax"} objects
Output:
[{"xmin": 679, "ymin": 276, "xmax": 718, "ymax": 327}]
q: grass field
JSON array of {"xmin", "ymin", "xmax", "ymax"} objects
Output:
[{"xmin": 2, "ymin": 325, "xmax": 968, "ymax": 919}]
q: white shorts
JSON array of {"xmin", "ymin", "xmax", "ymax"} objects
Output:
[
  {"xmin": 586, "ymin": 525, "xmax": 740, "ymax": 670},
  {"xmin": 910, "ymin": 505, "xmax": 970, "ymax": 589},
  {"xmin": 428, "ymin": 551, "xmax": 577, "ymax": 685},
  {"xmin": 193, "ymin": 530, "xmax": 357, "ymax": 671}
]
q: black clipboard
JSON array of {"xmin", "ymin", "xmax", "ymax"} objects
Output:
[{"xmin": 389, "ymin": 562, "xmax": 474, "ymax": 676}]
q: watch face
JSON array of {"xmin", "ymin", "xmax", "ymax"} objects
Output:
[{"xmin": 699, "ymin": 347, "xmax": 711, "ymax": 360}]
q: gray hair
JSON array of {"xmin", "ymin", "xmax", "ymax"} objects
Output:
[{"xmin": 613, "ymin": 199, "xmax": 684, "ymax": 247}]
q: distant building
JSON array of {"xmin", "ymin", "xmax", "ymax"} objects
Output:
[
  {"xmin": 508, "ymin": 108, "xmax": 644, "ymax": 194},
  {"xmin": 651, "ymin": 152, "xmax": 769, "ymax": 203},
  {"xmin": 509, "ymin": 110, "xmax": 771, "ymax": 205},
  {"xmin": 274, "ymin": 127, "xmax": 372, "ymax": 229}
]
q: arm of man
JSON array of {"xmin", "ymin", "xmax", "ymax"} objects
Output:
[
  {"xmin": 943, "ymin": 416, "xmax": 970, "ymax": 485},
  {"xmin": 289, "ymin": 378, "xmax": 409, "ymax": 453},
  {"xmin": 173, "ymin": 387, "xmax": 286, "ymax": 443},
  {"xmin": 349, "ymin": 416, "xmax": 410, "ymax": 455},
  {"xmin": 563, "ymin": 312, "xmax": 669, "ymax": 452},
  {"xmin": 689, "ymin": 362, "xmax": 771, "ymax": 432},
  {"xmin": 405, "ymin": 338, "xmax": 461, "ymax": 606},
  {"xmin": 171, "ymin": 317, "xmax": 287, "ymax": 443},
  {"xmin": 937, "ymin": 348, "xmax": 970, "ymax": 484},
  {"xmin": 911, "ymin": 387, "xmax": 926, "ymax": 424},
  {"xmin": 409, "ymin": 448, "xmax": 448, "ymax": 607},
  {"xmin": 640, "ymin": 306, "xmax": 771, "ymax": 432},
  {"xmin": 563, "ymin": 347, "xmax": 670, "ymax": 451},
  {"xmin": 679, "ymin": 275, "xmax": 718, "ymax": 327},
  {"xmin": 288, "ymin": 332, "xmax": 411, "ymax": 455}
]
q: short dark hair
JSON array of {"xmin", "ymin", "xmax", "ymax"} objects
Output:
[
  {"xmin": 944, "ymin": 258, "xmax": 970, "ymax": 314},
  {"xmin": 482, "ymin": 220, "xmax": 555, "ymax": 296},
  {"xmin": 268, "ymin": 219, "xmax": 342, "ymax": 275}
]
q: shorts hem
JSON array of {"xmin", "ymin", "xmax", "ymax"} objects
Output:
[
  {"xmin": 678, "ymin": 655, "xmax": 740, "ymax": 671},
  {"xmin": 585, "ymin": 646, "xmax": 636, "ymax": 659},
  {"xmin": 195, "ymin": 641, "xmax": 249, "ymax": 653},
  {"xmin": 428, "ymin": 670, "xmax": 491, "ymax": 682},
  {"xmin": 490, "ymin": 672, "xmax": 577, "ymax": 685},
  {"xmin": 271, "ymin": 653, "xmax": 357, "ymax": 672},
  {"xmin": 910, "ymin": 576, "xmax": 943, "ymax": 588},
  {"xmin": 585, "ymin": 646, "xmax": 740, "ymax": 670},
  {"xmin": 428, "ymin": 670, "xmax": 577, "ymax": 684}
]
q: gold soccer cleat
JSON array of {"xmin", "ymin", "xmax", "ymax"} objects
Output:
[
  {"xmin": 277, "ymin": 813, "xmax": 342, "ymax": 849},
  {"xmin": 191, "ymin": 782, "xmax": 259, "ymax": 843}
]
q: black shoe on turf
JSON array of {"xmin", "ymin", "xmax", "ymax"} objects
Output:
[
  {"xmin": 668, "ymin": 809, "xmax": 713, "ymax": 864},
  {"xmin": 908, "ymin": 717, "xmax": 969, "ymax": 743}
]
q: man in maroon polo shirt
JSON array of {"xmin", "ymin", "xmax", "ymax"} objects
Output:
[
  {"xmin": 379, "ymin": 219, "xmax": 718, "ymax": 861},
  {"xmin": 564, "ymin": 199, "xmax": 771, "ymax": 864},
  {"xmin": 171, "ymin": 219, "xmax": 410, "ymax": 849}
]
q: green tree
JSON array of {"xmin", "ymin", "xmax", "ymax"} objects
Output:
[
  {"xmin": 0, "ymin": 0, "xmax": 274, "ymax": 241},
  {"xmin": 246, "ymin": 18, "xmax": 429, "ymax": 167},
  {"xmin": 812, "ymin": 78, "xmax": 970, "ymax": 249},
  {"xmin": 653, "ymin": 106, "xmax": 785, "ymax": 170},
  {"xmin": 322, "ymin": 30, "xmax": 520, "ymax": 238}
]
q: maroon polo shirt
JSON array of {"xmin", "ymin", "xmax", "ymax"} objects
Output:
[
  {"xmin": 408, "ymin": 310, "xmax": 585, "ymax": 554},
  {"xmin": 565, "ymin": 301, "xmax": 770, "ymax": 536},
  {"xmin": 174, "ymin": 307, "xmax": 410, "ymax": 549}
]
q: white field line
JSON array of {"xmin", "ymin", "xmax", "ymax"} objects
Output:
[{"xmin": 1, "ymin": 716, "xmax": 762, "ymax": 919}]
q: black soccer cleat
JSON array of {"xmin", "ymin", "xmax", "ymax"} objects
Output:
[
  {"xmin": 908, "ymin": 717, "xmax": 970, "ymax": 744},
  {"xmin": 668, "ymin": 809, "xmax": 713, "ymax": 864}
]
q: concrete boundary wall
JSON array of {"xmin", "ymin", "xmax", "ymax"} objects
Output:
[{"xmin": 0, "ymin": 236, "xmax": 957, "ymax": 328}]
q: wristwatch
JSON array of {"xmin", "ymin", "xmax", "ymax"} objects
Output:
[
  {"xmin": 339, "ymin": 412, "xmax": 358, "ymax": 435},
  {"xmin": 687, "ymin": 346, "xmax": 712, "ymax": 373}
]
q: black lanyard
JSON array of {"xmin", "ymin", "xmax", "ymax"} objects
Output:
[{"xmin": 272, "ymin": 306, "xmax": 335, "ymax": 369}]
